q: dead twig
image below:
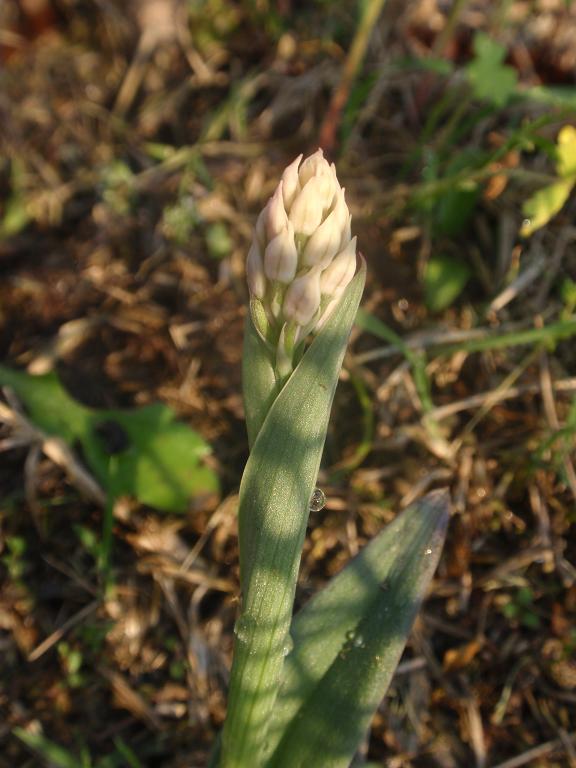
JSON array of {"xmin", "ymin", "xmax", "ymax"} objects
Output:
[{"xmin": 489, "ymin": 732, "xmax": 576, "ymax": 768}]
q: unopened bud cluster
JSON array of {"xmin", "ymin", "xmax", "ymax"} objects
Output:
[{"xmin": 247, "ymin": 150, "xmax": 357, "ymax": 338}]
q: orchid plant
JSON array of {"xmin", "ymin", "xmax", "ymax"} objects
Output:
[{"xmin": 214, "ymin": 151, "xmax": 449, "ymax": 768}]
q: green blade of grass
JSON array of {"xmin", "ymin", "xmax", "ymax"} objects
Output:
[{"xmin": 13, "ymin": 728, "xmax": 89, "ymax": 768}]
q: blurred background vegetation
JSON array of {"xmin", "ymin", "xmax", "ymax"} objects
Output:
[{"xmin": 1, "ymin": 0, "xmax": 576, "ymax": 766}]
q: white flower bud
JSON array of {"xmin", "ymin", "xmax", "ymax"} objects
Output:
[
  {"xmin": 302, "ymin": 186, "xmax": 349, "ymax": 268},
  {"xmin": 298, "ymin": 149, "xmax": 327, "ymax": 187},
  {"xmin": 246, "ymin": 239, "xmax": 266, "ymax": 299},
  {"xmin": 256, "ymin": 182, "xmax": 289, "ymax": 248},
  {"xmin": 281, "ymin": 154, "xmax": 303, "ymax": 210},
  {"xmin": 288, "ymin": 176, "xmax": 326, "ymax": 236},
  {"xmin": 247, "ymin": 149, "xmax": 357, "ymax": 338},
  {"xmin": 264, "ymin": 221, "xmax": 298, "ymax": 283},
  {"xmin": 320, "ymin": 237, "xmax": 357, "ymax": 297},
  {"xmin": 283, "ymin": 268, "xmax": 321, "ymax": 326},
  {"xmin": 302, "ymin": 211, "xmax": 341, "ymax": 268},
  {"xmin": 266, "ymin": 181, "xmax": 288, "ymax": 239},
  {"xmin": 340, "ymin": 214, "xmax": 352, "ymax": 251}
]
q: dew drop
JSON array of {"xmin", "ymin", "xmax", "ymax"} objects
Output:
[
  {"xmin": 282, "ymin": 634, "xmax": 294, "ymax": 657},
  {"xmin": 424, "ymin": 547, "xmax": 433, "ymax": 556},
  {"xmin": 309, "ymin": 487, "xmax": 326, "ymax": 512},
  {"xmin": 233, "ymin": 615, "xmax": 255, "ymax": 644},
  {"xmin": 353, "ymin": 634, "xmax": 366, "ymax": 649}
]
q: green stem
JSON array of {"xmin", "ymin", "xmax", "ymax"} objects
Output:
[{"xmin": 219, "ymin": 267, "xmax": 366, "ymax": 767}]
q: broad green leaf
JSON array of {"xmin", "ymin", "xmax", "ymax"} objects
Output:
[
  {"xmin": 0, "ymin": 365, "xmax": 219, "ymax": 512},
  {"xmin": 86, "ymin": 405, "xmax": 219, "ymax": 511},
  {"xmin": 264, "ymin": 490, "xmax": 449, "ymax": 768},
  {"xmin": 424, "ymin": 254, "xmax": 472, "ymax": 312},
  {"xmin": 466, "ymin": 33, "xmax": 518, "ymax": 107},
  {"xmin": 520, "ymin": 178, "xmax": 574, "ymax": 237},
  {"xmin": 0, "ymin": 365, "xmax": 89, "ymax": 440},
  {"xmin": 219, "ymin": 264, "xmax": 366, "ymax": 767}
]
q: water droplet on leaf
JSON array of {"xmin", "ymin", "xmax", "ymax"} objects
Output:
[
  {"xmin": 233, "ymin": 615, "xmax": 255, "ymax": 644},
  {"xmin": 282, "ymin": 635, "xmax": 294, "ymax": 657},
  {"xmin": 424, "ymin": 547, "xmax": 433, "ymax": 555},
  {"xmin": 309, "ymin": 487, "xmax": 326, "ymax": 512}
]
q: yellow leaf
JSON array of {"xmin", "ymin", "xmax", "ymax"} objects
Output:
[
  {"xmin": 556, "ymin": 125, "xmax": 576, "ymax": 178},
  {"xmin": 521, "ymin": 178, "xmax": 574, "ymax": 237}
]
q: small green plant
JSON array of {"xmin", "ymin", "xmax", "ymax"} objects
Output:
[
  {"xmin": 500, "ymin": 587, "xmax": 541, "ymax": 630},
  {"xmin": 214, "ymin": 151, "xmax": 449, "ymax": 767},
  {"xmin": 57, "ymin": 641, "xmax": 85, "ymax": 689}
]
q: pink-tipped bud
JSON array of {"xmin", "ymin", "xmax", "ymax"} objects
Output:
[
  {"xmin": 283, "ymin": 269, "xmax": 322, "ymax": 326},
  {"xmin": 247, "ymin": 150, "xmax": 357, "ymax": 339},
  {"xmin": 264, "ymin": 222, "xmax": 298, "ymax": 283}
]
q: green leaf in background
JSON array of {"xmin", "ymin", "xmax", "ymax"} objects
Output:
[
  {"xmin": 424, "ymin": 254, "xmax": 472, "ymax": 312},
  {"xmin": 0, "ymin": 365, "xmax": 219, "ymax": 512},
  {"xmin": 466, "ymin": 33, "xmax": 518, "ymax": 107},
  {"xmin": 264, "ymin": 490, "xmax": 449, "ymax": 768},
  {"xmin": 432, "ymin": 149, "xmax": 485, "ymax": 237}
]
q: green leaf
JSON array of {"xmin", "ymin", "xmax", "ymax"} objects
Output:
[
  {"xmin": 264, "ymin": 490, "xmax": 449, "ymax": 768},
  {"xmin": 520, "ymin": 178, "xmax": 574, "ymax": 237},
  {"xmin": 424, "ymin": 254, "xmax": 472, "ymax": 312},
  {"xmin": 0, "ymin": 365, "xmax": 219, "ymax": 512},
  {"xmin": 466, "ymin": 33, "xmax": 518, "ymax": 107},
  {"xmin": 429, "ymin": 151, "xmax": 483, "ymax": 237},
  {"xmin": 434, "ymin": 184, "xmax": 479, "ymax": 237},
  {"xmin": 88, "ymin": 404, "xmax": 219, "ymax": 511},
  {"xmin": 219, "ymin": 264, "xmax": 366, "ymax": 767}
]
